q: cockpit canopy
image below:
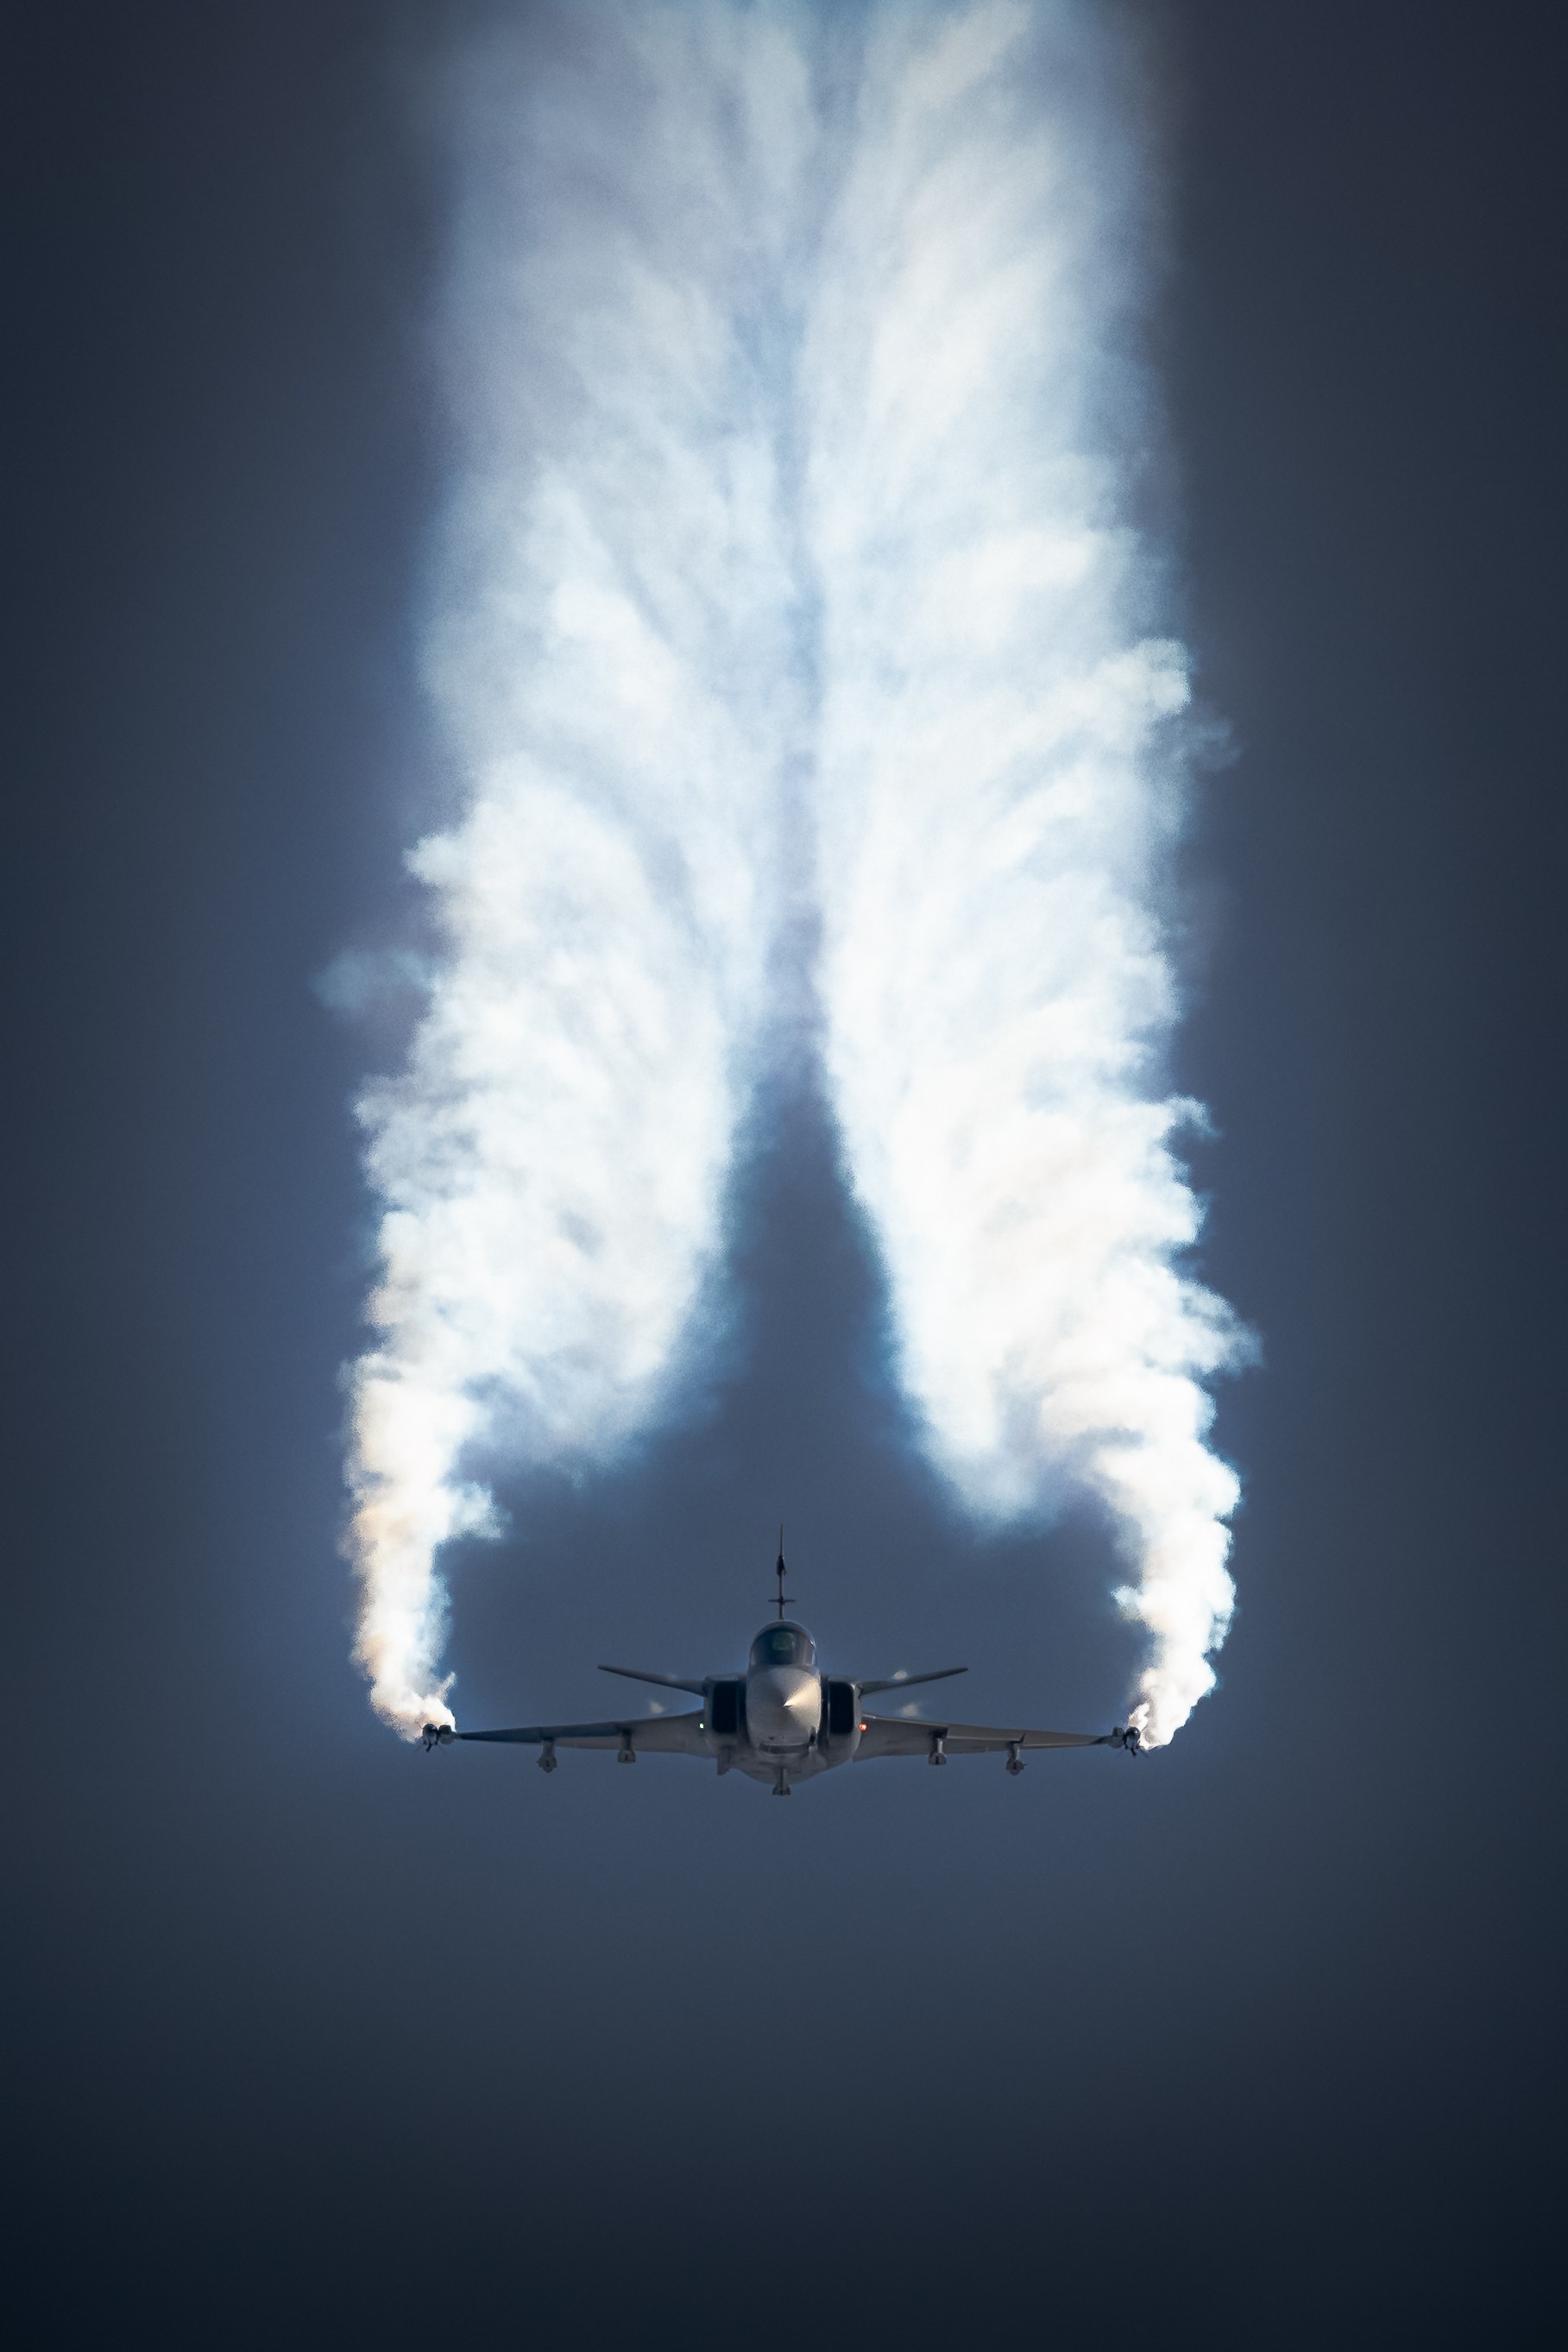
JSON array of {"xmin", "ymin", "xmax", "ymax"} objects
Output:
[{"xmin": 750, "ymin": 1621, "xmax": 816, "ymax": 1673}]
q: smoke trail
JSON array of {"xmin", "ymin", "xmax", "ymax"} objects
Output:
[
  {"xmin": 345, "ymin": 5, "xmax": 813, "ymax": 1736},
  {"xmin": 804, "ymin": 0, "xmax": 1244, "ymax": 1744},
  {"xmin": 343, "ymin": 0, "xmax": 1242, "ymax": 1746}
]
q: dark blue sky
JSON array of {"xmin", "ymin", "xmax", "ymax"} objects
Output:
[{"xmin": 5, "ymin": 4, "xmax": 1564, "ymax": 2343}]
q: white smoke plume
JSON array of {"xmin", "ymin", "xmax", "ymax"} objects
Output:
[
  {"xmin": 344, "ymin": 0, "xmax": 1244, "ymax": 1747},
  {"xmin": 345, "ymin": 5, "xmax": 814, "ymax": 1736},
  {"xmin": 805, "ymin": 1, "xmax": 1244, "ymax": 1744}
]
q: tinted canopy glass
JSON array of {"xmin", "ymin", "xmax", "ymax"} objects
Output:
[{"xmin": 750, "ymin": 1623, "xmax": 816, "ymax": 1672}]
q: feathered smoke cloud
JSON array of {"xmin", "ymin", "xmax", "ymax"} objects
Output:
[
  {"xmin": 345, "ymin": 5, "xmax": 812, "ymax": 1734},
  {"xmin": 343, "ymin": 0, "xmax": 1244, "ymax": 1747},
  {"xmin": 803, "ymin": 2, "xmax": 1244, "ymax": 1744}
]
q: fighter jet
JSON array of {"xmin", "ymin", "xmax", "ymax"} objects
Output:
[{"xmin": 421, "ymin": 1545, "xmax": 1144, "ymax": 1794}]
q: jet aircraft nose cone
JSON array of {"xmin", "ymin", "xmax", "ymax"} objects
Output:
[{"xmin": 747, "ymin": 1666, "xmax": 822, "ymax": 1752}]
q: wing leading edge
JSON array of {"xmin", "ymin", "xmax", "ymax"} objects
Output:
[
  {"xmin": 854, "ymin": 1714, "xmax": 1122, "ymax": 1761},
  {"xmin": 448, "ymin": 1712, "xmax": 707, "ymax": 1755},
  {"xmin": 423, "ymin": 1710, "xmax": 1141, "ymax": 1763}
]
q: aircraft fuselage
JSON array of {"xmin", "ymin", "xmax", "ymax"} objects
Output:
[
  {"xmin": 707, "ymin": 1620, "xmax": 843, "ymax": 1788},
  {"xmin": 431, "ymin": 1600, "xmax": 1139, "ymax": 1787}
]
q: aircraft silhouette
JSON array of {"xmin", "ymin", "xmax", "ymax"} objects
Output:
[{"xmin": 422, "ymin": 1543, "xmax": 1144, "ymax": 1795}]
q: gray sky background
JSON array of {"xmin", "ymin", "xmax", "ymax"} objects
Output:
[{"xmin": 4, "ymin": 3, "xmax": 1563, "ymax": 2343}]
